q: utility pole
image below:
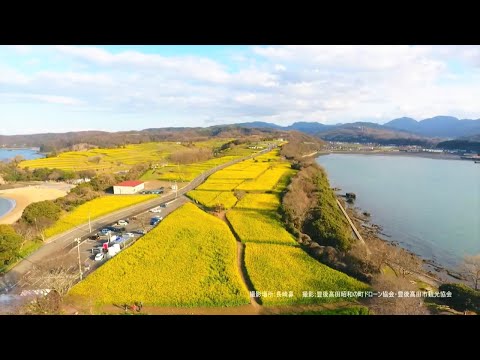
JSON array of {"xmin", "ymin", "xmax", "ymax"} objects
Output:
[
  {"xmin": 88, "ymin": 209, "xmax": 92, "ymax": 234},
  {"xmin": 75, "ymin": 237, "xmax": 83, "ymax": 280}
]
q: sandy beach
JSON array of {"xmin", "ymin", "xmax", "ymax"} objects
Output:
[{"xmin": 0, "ymin": 183, "xmax": 73, "ymax": 224}]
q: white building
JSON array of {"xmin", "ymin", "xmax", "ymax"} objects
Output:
[{"xmin": 113, "ymin": 180, "xmax": 145, "ymax": 195}]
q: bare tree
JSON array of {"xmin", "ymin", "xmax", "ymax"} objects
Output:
[
  {"xmin": 389, "ymin": 247, "xmax": 422, "ymax": 278},
  {"xmin": 368, "ymin": 238, "xmax": 393, "ymax": 273},
  {"xmin": 367, "ymin": 275, "xmax": 429, "ymax": 315},
  {"xmin": 18, "ymin": 253, "xmax": 80, "ymax": 314},
  {"xmin": 12, "ymin": 155, "xmax": 25, "ymax": 166},
  {"xmin": 462, "ymin": 254, "xmax": 480, "ymax": 290}
]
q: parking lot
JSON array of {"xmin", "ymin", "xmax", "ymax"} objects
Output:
[{"xmin": 75, "ymin": 196, "xmax": 188, "ymax": 275}]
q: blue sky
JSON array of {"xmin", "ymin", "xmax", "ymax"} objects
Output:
[{"xmin": 1, "ymin": 45, "xmax": 480, "ymax": 135}]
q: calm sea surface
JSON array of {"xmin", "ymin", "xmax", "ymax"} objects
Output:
[
  {"xmin": 316, "ymin": 154, "xmax": 480, "ymax": 268},
  {"xmin": 0, "ymin": 148, "xmax": 43, "ymax": 162},
  {"xmin": 0, "ymin": 148, "xmax": 44, "ymax": 218},
  {"xmin": 0, "ymin": 198, "xmax": 15, "ymax": 219}
]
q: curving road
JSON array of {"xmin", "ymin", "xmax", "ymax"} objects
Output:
[{"xmin": 0, "ymin": 148, "xmax": 273, "ymax": 294}]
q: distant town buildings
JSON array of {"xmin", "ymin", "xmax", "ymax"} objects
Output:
[{"xmin": 69, "ymin": 177, "xmax": 91, "ymax": 185}]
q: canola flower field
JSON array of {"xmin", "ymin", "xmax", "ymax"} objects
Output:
[
  {"xmin": 44, "ymin": 195, "xmax": 157, "ymax": 238},
  {"xmin": 244, "ymin": 243, "xmax": 370, "ymax": 305},
  {"xmin": 69, "ymin": 147, "xmax": 367, "ymax": 310},
  {"xmin": 227, "ymin": 210, "xmax": 298, "ymax": 246},
  {"xmin": 187, "ymin": 148, "xmax": 367, "ymax": 306},
  {"xmin": 69, "ymin": 203, "xmax": 250, "ymax": 307},
  {"xmin": 19, "ymin": 140, "xmax": 231, "ymax": 173},
  {"xmin": 186, "ymin": 149, "xmax": 295, "ymax": 209}
]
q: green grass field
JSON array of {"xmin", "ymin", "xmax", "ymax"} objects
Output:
[{"xmin": 69, "ymin": 203, "xmax": 249, "ymax": 307}]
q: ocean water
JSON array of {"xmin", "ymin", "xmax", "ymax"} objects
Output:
[
  {"xmin": 0, "ymin": 197, "xmax": 15, "ymax": 219},
  {"xmin": 0, "ymin": 148, "xmax": 44, "ymax": 162},
  {"xmin": 316, "ymin": 154, "xmax": 480, "ymax": 268}
]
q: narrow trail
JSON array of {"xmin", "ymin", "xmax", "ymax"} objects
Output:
[{"xmin": 215, "ymin": 210, "xmax": 260, "ymax": 308}]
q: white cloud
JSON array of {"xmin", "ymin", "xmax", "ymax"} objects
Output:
[
  {"xmin": 0, "ymin": 92, "xmax": 83, "ymax": 106},
  {"xmin": 0, "ymin": 65, "xmax": 30, "ymax": 85},
  {"xmin": 1, "ymin": 44, "xmax": 480, "ymax": 133},
  {"xmin": 6, "ymin": 45, "xmax": 32, "ymax": 54}
]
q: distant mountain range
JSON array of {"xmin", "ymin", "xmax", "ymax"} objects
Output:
[
  {"xmin": 237, "ymin": 116, "xmax": 480, "ymax": 145},
  {"xmin": 239, "ymin": 116, "xmax": 480, "ymax": 139},
  {"xmin": 384, "ymin": 116, "xmax": 480, "ymax": 138},
  {"xmin": 1, "ymin": 116, "xmax": 479, "ymax": 151}
]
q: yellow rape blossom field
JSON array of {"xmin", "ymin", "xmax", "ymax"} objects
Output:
[
  {"xmin": 187, "ymin": 190, "xmax": 238, "ymax": 209},
  {"xmin": 44, "ymin": 195, "xmax": 157, "ymax": 238},
  {"xmin": 69, "ymin": 203, "xmax": 250, "ymax": 307},
  {"xmin": 141, "ymin": 155, "xmax": 242, "ymax": 182},
  {"xmin": 245, "ymin": 243, "xmax": 369, "ymax": 305},
  {"xmin": 227, "ymin": 210, "xmax": 298, "ymax": 246},
  {"xmin": 236, "ymin": 164, "xmax": 293, "ymax": 192},
  {"xmin": 20, "ymin": 142, "xmax": 187, "ymax": 172},
  {"xmin": 20, "ymin": 139, "xmax": 236, "ymax": 173},
  {"xmin": 186, "ymin": 149, "xmax": 295, "ymax": 209},
  {"xmin": 235, "ymin": 193, "xmax": 280, "ymax": 211}
]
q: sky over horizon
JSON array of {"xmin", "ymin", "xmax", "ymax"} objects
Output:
[{"xmin": 1, "ymin": 45, "xmax": 480, "ymax": 135}]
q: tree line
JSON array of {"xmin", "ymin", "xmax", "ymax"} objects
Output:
[{"xmin": 0, "ymin": 163, "xmax": 151, "ymax": 272}]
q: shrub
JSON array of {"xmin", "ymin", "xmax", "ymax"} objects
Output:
[
  {"xmin": 21, "ymin": 200, "xmax": 62, "ymax": 225},
  {"xmin": 438, "ymin": 283, "xmax": 480, "ymax": 313}
]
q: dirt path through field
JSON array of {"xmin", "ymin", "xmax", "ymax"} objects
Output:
[{"xmin": 66, "ymin": 300, "xmax": 361, "ymax": 315}]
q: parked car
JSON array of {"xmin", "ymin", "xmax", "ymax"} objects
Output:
[
  {"xmin": 124, "ymin": 232, "xmax": 135, "ymax": 238},
  {"xmin": 150, "ymin": 217, "xmax": 161, "ymax": 226},
  {"xmin": 106, "ymin": 226, "xmax": 124, "ymax": 233},
  {"xmin": 91, "ymin": 247, "xmax": 102, "ymax": 254},
  {"xmin": 160, "ymin": 203, "xmax": 167, "ymax": 208},
  {"xmin": 89, "ymin": 234, "xmax": 100, "ymax": 240},
  {"xmin": 95, "ymin": 253, "xmax": 104, "ymax": 261},
  {"xmin": 117, "ymin": 220, "xmax": 129, "ymax": 226},
  {"xmin": 149, "ymin": 207, "xmax": 162, "ymax": 213},
  {"xmin": 133, "ymin": 229, "xmax": 147, "ymax": 235},
  {"xmin": 100, "ymin": 228, "xmax": 112, "ymax": 235}
]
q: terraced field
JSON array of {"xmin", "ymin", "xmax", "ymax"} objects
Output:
[
  {"xmin": 186, "ymin": 149, "xmax": 294, "ymax": 209},
  {"xmin": 227, "ymin": 210, "xmax": 297, "ymax": 245},
  {"xmin": 187, "ymin": 190, "xmax": 238, "ymax": 209},
  {"xmin": 199, "ymin": 149, "xmax": 367, "ymax": 306},
  {"xmin": 69, "ymin": 203, "xmax": 249, "ymax": 307},
  {"xmin": 141, "ymin": 155, "xmax": 242, "ymax": 182},
  {"xmin": 19, "ymin": 140, "xmax": 230, "ymax": 173},
  {"xmin": 68, "ymin": 146, "xmax": 367, "ymax": 311},
  {"xmin": 235, "ymin": 193, "xmax": 280, "ymax": 211}
]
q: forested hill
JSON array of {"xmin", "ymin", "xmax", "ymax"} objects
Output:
[{"xmin": 0, "ymin": 126, "xmax": 284, "ymax": 153}]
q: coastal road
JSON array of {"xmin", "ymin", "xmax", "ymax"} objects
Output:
[{"xmin": 0, "ymin": 147, "xmax": 273, "ymax": 293}]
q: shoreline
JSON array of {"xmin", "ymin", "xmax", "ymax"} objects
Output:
[
  {"xmin": 0, "ymin": 147, "xmax": 40, "ymax": 151},
  {"xmin": 343, "ymin": 201, "xmax": 468, "ymax": 286},
  {"xmin": 0, "ymin": 197, "xmax": 16, "ymax": 219},
  {"xmin": 0, "ymin": 184, "xmax": 72, "ymax": 224},
  {"xmin": 319, "ymin": 151, "xmax": 464, "ymax": 161}
]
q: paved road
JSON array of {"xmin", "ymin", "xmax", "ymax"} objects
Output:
[{"xmin": 0, "ymin": 148, "xmax": 273, "ymax": 293}]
